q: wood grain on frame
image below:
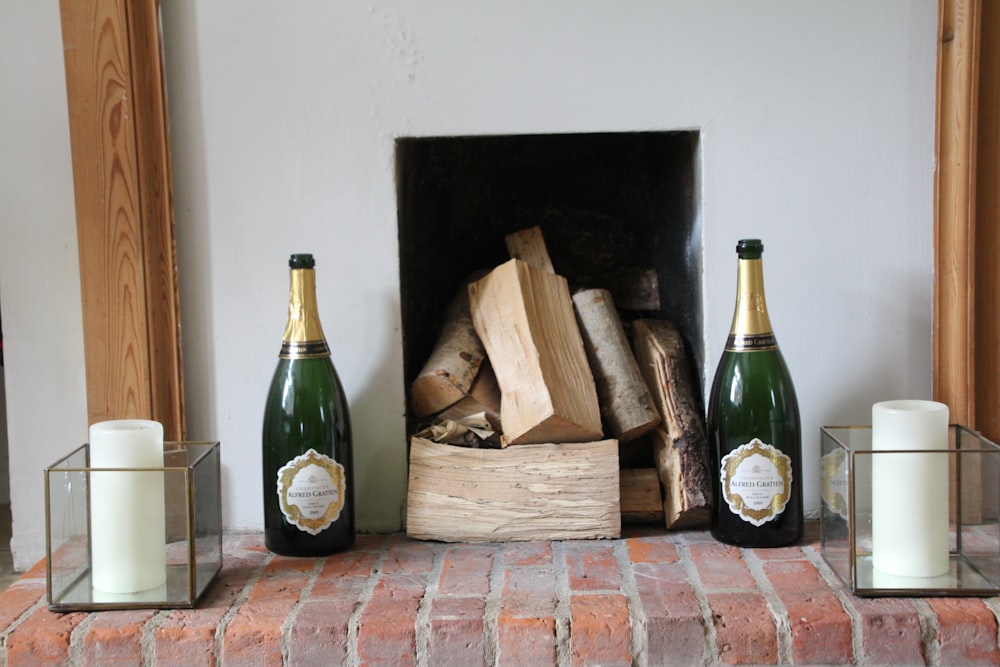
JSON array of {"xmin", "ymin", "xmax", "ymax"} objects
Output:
[
  {"xmin": 60, "ymin": 0, "xmax": 185, "ymax": 439},
  {"xmin": 934, "ymin": 0, "xmax": 980, "ymax": 427}
]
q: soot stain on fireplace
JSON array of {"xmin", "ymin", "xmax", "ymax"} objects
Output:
[{"xmin": 396, "ymin": 131, "xmax": 701, "ymax": 433}]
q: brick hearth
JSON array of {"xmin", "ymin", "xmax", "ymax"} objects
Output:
[{"xmin": 1, "ymin": 524, "xmax": 998, "ymax": 665}]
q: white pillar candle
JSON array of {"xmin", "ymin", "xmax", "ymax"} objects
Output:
[
  {"xmin": 89, "ymin": 420, "xmax": 167, "ymax": 594},
  {"xmin": 871, "ymin": 400, "xmax": 950, "ymax": 578}
]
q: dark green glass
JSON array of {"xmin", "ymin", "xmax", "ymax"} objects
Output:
[
  {"xmin": 262, "ymin": 254, "xmax": 354, "ymax": 556},
  {"xmin": 707, "ymin": 239, "xmax": 802, "ymax": 547}
]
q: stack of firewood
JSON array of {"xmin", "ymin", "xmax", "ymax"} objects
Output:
[{"xmin": 407, "ymin": 226, "xmax": 711, "ymax": 536}]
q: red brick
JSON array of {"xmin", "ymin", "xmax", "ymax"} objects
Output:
[
  {"xmin": 22, "ymin": 558, "xmax": 49, "ymax": 580},
  {"xmin": 570, "ymin": 593, "xmax": 631, "ymax": 666},
  {"xmin": 353, "ymin": 533, "xmax": 385, "ymax": 551},
  {"xmin": 497, "ymin": 616, "xmax": 556, "ymax": 666},
  {"xmin": 632, "ymin": 561, "xmax": 706, "ymax": 663},
  {"xmin": 626, "ymin": 536, "xmax": 679, "ymax": 564},
  {"xmin": 752, "ymin": 544, "xmax": 809, "ymax": 562},
  {"xmin": 81, "ymin": 609, "xmax": 155, "ymax": 666},
  {"xmin": 707, "ymin": 591, "xmax": 777, "ymax": 665},
  {"xmin": 497, "ymin": 560, "xmax": 558, "ymax": 667},
  {"xmin": 503, "ymin": 540, "xmax": 553, "ymax": 566},
  {"xmin": 357, "ymin": 574, "xmax": 426, "ymax": 665},
  {"xmin": 763, "ymin": 559, "xmax": 853, "ymax": 665},
  {"xmin": 850, "ymin": 597, "xmax": 926, "ymax": 665},
  {"xmin": 5, "ymin": 608, "xmax": 88, "ymax": 666},
  {"xmin": 927, "ymin": 598, "xmax": 1000, "ymax": 664},
  {"xmin": 321, "ymin": 548, "xmax": 380, "ymax": 579},
  {"xmin": 438, "ymin": 545, "xmax": 495, "ymax": 596},
  {"xmin": 428, "ymin": 596, "xmax": 486, "ymax": 666},
  {"xmin": 382, "ymin": 539, "xmax": 436, "ymax": 575},
  {"xmin": 681, "ymin": 530, "xmax": 720, "ymax": 544},
  {"xmin": 155, "ymin": 621, "xmax": 220, "ymax": 667},
  {"xmin": 0, "ymin": 581, "xmax": 46, "ymax": 633},
  {"xmin": 285, "ymin": 599, "xmax": 355, "ymax": 666},
  {"xmin": 500, "ymin": 566, "xmax": 557, "ymax": 617},
  {"xmin": 233, "ymin": 533, "xmax": 268, "ymax": 552},
  {"xmin": 221, "ymin": 556, "xmax": 314, "ymax": 666},
  {"xmin": 309, "ymin": 550, "xmax": 378, "ymax": 599},
  {"xmin": 564, "ymin": 542, "xmax": 621, "ymax": 591},
  {"xmin": 155, "ymin": 550, "xmax": 268, "ymax": 667},
  {"xmin": 689, "ymin": 542, "xmax": 755, "ymax": 589}
]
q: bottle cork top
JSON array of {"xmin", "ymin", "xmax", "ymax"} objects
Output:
[
  {"xmin": 289, "ymin": 254, "xmax": 315, "ymax": 269},
  {"xmin": 736, "ymin": 239, "xmax": 763, "ymax": 259}
]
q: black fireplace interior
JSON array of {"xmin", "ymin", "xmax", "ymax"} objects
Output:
[{"xmin": 396, "ymin": 131, "xmax": 701, "ymax": 437}]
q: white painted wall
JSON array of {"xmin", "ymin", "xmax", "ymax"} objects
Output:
[
  {"xmin": 0, "ymin": 1, "xmax": 937, "ymax": 569},
  {"xmin": 0, "ymin": 2, "xmax": 89, "ymax": 570}
]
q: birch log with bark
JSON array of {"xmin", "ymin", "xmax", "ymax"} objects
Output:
[
  {"xmin": 410, "ymin": 274, "xmax": 486, "ymax": 418},
  {"xmin": 633, "ymin": 319, "xmax": 711, "ymax": 529},
  {"xmin": 469, "ymin": 259, "xmax": 603, "ymax": 446},
  {"xmin": 572, "ymin": 288, "xmax": 660, "ymax": 442}
]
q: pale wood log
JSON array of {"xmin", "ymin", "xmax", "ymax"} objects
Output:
[
  {"xmin": 410, "ymin": 276, "xmax": 486, "ymax": 418},
  {"xmin": 469, "ymin": 259, "xmax": 603, "ymax": 446},
  {"xmin": 619, "ymin": 468, "xmax": 664, "ymax": 524},
  {"xmin": 505, "ymin": 226, "xmax": 555, "ymax": 273},
  {"xmin": 406, "ymin": 437, "xmax": 621, "ymax": 542},
  {"xmin": 633, "ymin": 319, "xmax": 711, "ymax": 530},
  {"xmin": 572, "ymin": 288, "xmax": 660, "ymax": 442},
  {"xmin": 436, "ymin": 359, "xmax": 503, "ymax": 435}
]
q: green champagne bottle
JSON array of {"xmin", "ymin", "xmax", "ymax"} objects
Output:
[
  {"xmin": 707, "ymin": 239, "xmax": 802, "ymax": 547},
  {"xmin": 262, "ymin": 253, "xmax": 354, "ymax": 556}
]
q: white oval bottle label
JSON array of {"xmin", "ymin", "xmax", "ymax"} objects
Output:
[
  {"xmin": 276, "ymin": 448, "xmax": 346, "ymax": 535},
  {"xmin": 720, "ymin": 438, "xmax": 792, "ymax": 526}
]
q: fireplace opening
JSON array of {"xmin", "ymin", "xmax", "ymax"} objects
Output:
[{"xmin": 396, "ymin": 130, "xmax": 701, "ymax": 450}]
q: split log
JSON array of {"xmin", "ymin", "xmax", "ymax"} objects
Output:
[
  {"xmin": 406, "ymin": 436, "xmax": 621, "ymax": 542},
  {"xmin": 619, "ymin": 468, "xmax": 664, "ymax": 524},
  {"xmin": 468, "ymin": 259, "xmax": 603, "ymax": 446},
  {"xmin": 410, "ymin": 275, "xmax": 486, "ymax": 418},
  {"xmin": 572, "ymin": 288, "xmax": 660, "ymax": 442},
  {"xmin": 633, "ymin": 319, "xmax": 711, "ymax": 530},
  {"xmin": 505, "ymin": 226, "xmax": 554, "ymax": 273},
  {"xmin": 436, "ymin": 359, "xmax": 502, "ymax": 434},
  {"xmin": 651, "ymin": 427, "xmax": 710, "ymax": 529}
]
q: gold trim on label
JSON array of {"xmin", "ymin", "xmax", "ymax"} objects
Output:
[
  {"xmin": 276, "ymin": 448, "xmax": 346, "ymax": 535},
  {"xmin": 720, "ymin": 438, "xmax": 792, "ymax": 526}
]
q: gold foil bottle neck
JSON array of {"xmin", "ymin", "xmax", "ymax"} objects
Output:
[
  {"xmin": 281, "ymin": 268, "xmax": 330, "ymax": 358},
  {"xmin": 726, "ymin": 257, "xmax": 776, "ymax": 350}
]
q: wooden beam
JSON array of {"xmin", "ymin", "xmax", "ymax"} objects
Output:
[
  {"xmin": 933, "ymin": 0, "xmax": 980, "ymax": 426},
  {"xmin": 60, "ymin": 0, "xmax": 185, "ymax": 439}
]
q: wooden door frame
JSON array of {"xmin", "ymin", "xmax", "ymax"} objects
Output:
[
  {"xmin": 59, "ymin": 0, "xmax": 185, "ymax": 439},
  {"xmin": 57, "ymin": 2, "xmax": 991, "ymax": 444},
  {"xmin": 935, "ymin": 0, "xmax": 999, "ymax": 439}
]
